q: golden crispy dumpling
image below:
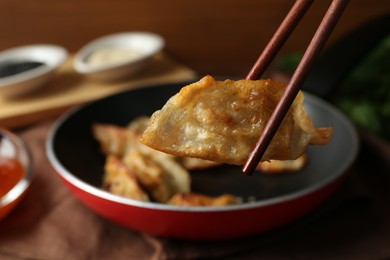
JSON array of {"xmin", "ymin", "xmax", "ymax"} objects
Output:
[
  {"xmin": 92, "ymin": 124, "xmax": 127, "ymax": 156},
  {"xmin": 256, "ymin": 154, "xmax": 308, "ymax": 174},
  {"xmin": 168, "ymin": 192, "xmax": 240, "ymax": 207},
  {"xmin": 123, "ymin": 147, "xmax": 191, "ymax": 203},
  {"xmin": 177, "ymin": 157, "xmax": 221, "ymax": 170},
  {"xmin": 123, "ymin": 117, "xmax": 191, "ymax": 202},
  {"xmin": 94, "ymin": 118, "xmax": 191, "ymax": 203},
  {"xmin": 103, "ymin": 155, "xmax": 149, "ymax": 202},
  {"xmin": 141, "ymin": 76, "xmax": 333, "ymax": 165},
  {"xmin": 92, "ymin": 117, "xmax": 151, "ymax": 157}
]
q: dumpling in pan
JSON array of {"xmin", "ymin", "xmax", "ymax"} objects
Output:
[{"xmin": 141, "ymin": 75, "xmax": 333, "ymax": 165}]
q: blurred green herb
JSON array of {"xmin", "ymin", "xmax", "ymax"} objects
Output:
[
  {"xmin": 275, "ymin": 52, "xmax": 303, "ymax": 74},
  {"xmin": 277, "ymin": 37, "xmax": 390, "ymax": 141},
  {"xmin": 333, "ymin": 36, "xmax": 390, "ymax": 141}
]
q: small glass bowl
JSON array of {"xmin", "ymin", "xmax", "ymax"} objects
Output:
[{"xmin": 0, "ymin": 128, "xmax": 33, "ymax": 220}]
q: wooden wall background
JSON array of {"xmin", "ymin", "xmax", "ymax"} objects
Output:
[{"xmin": 1, "ymin": 0, "xmax": 389, "ymax": 77}]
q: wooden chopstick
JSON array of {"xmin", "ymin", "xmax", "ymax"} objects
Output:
[
  {"xmin": 246, "ymin": 0, "xmax": 314, "ymax": 80},
  {"xmin": 242, "ymin": 0, "xmax": 350, "ymax": 175}
]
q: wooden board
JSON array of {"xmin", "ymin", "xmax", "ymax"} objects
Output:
[{"xmin": 0, "ymin": 53, "xmax": 197, "ymax": 129}]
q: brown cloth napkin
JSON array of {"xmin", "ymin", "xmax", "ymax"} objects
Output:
[{"xmin": 0, "ymin": 121, "xmax": 389, "ymax": 259}]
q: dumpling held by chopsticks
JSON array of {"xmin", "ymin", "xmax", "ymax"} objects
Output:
[{"xmin": 140, "ymin": 76, "xmax": 333, "ymax": 165}]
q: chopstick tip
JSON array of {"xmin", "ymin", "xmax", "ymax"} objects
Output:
[{"xmin": 242, "ymin": 153, "xmax": 262, "ymax": 176}]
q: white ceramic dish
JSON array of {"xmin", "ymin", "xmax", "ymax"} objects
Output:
[
  {"xmin": 73, "ymin": 32, "xmax": 165, "ymax": 81},
  {"xmin": 0, "ymin": 44, "xmax": 68, "ymax": 99}
]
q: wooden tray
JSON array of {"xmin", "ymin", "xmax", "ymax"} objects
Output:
[{"xmin": 0, "ymin": 53, "xmax": 196, "ymax": 129}]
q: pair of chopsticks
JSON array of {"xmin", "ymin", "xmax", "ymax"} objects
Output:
[{"xmin": 242, "ymin": 0, "xmax": 349, "ymax": 175}]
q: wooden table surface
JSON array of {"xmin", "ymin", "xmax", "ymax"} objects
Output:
[{"xmin": 1, "ymin": 0, "xmax": 389, "ymax": 77}]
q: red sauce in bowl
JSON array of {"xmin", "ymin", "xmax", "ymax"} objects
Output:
[
  {"xmin": 0, "ymin": 157, "xmax": 23, "ymax": 196},
  {"xmin": 0, "ymin": 157, "xmax": 24, "ymax": 219}
]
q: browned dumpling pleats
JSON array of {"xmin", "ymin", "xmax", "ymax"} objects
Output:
[{"xmin": 141, "ymin": 75, "xmax": 333, "ymax": 165}]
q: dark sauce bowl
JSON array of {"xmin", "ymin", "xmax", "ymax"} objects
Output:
[{"xmin": 0, "ymin": 44, "xmax": 68, "ymax": 99}]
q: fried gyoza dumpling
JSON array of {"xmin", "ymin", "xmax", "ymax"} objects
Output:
[
  {"xmin": 103, "ymin": 155, "xmax": 149, "ymax": 202},
  {"xmin": 256, "ymin": 154, "xmax": 308, "ymax": 174},
  {"xmin": 177, "ymin": 157, "xmax": 221, "ymax": 170},
  {"xmin": 94, "ymin": 118, "xmax": 191, "ymax": 203},
  {"xmin": 168, "ymin": 192, "xmax": 240, "ymax": 207},
  {"xmin": 123, "ymin": 117, "xmax": 191, "ymax": 203},
  {"xmin": 141, "ymin": 76, "xmax": 333, "ymax": 165},
  {"xmin": 92, "ymin": 124, "xmax": 127, "ymax": 156}
]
